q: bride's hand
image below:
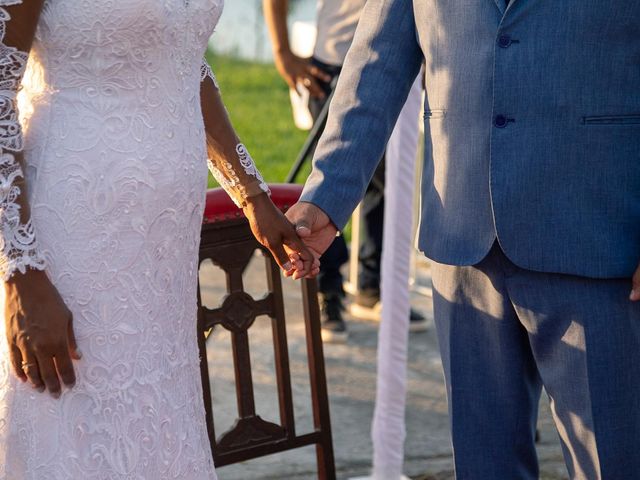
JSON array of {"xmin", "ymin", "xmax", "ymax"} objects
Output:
[
  {"xmin": 4, "ymin": 270, "xmax": 81, "ymax": 398},
  {"xmin": 243, "ymin": 193, "xmax": 320, "ymax": 279}
]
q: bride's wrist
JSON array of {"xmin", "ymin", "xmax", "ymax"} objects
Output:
[
  {"xmin": 242, "ymin": 192, "xmax": 271, "ymax": 212},
  {"xmin": 4, "ymin": 268, "xmax": 47, "ymax": 289}
]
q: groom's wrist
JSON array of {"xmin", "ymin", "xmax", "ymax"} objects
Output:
[{"xmin": 298, "ymin": 190, "xmax": 348, "ymax": 232}]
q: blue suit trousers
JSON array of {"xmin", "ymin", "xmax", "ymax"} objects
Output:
[{"xmin": 431, "ymin": 244, "xmax": 640, "ymax": 479}]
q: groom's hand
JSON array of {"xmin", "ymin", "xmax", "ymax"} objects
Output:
[
  {"xmin": 243, "ymin": 193, "xmax": 317, "ymax": 279},
  {"xmin": 285, "ymin": 202, "xmax": 338, "ymax": 260}
]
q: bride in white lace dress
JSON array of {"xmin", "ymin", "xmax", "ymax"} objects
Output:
[{"xmin": 0, "ymin": 0, "xmax": 315, "ymax": 478}]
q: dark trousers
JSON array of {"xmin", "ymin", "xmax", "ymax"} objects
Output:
[{"xmin": 308, "ymin": 59, "xmax": 385, "ymax": 296}]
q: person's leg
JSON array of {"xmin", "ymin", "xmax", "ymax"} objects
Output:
[
  {"xmin": 506, "ymin": 263, "xmax": 640, "ymax": 479},
  {"xmin": 431, "ymin": 245, "xmax": 542, "ymax": 479},
  {"xmin": 316, "ymin": 237, "xmax": 349, "ymax": 343},
  {"xmin": 308, "ymin": 60, "xmax": 346, "ymax": 298},
  {"xmin": 317, "ymin": 237, "xmax": 349, "ymax": 297},
  {"xmin": 358, "ymin": 157, "xmax": 385, "ymax": 293},
  {"xmin": 307, "ymin": 62, "xmax": 349, "ymax": 342}
]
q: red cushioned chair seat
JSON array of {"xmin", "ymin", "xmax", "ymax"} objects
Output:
[{"xmin": 203, "ymin": 183, "xmax": 303, "ymax": 224}]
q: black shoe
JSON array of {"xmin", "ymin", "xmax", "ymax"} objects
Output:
[
  {"xmin": 408, "ymin": 307, "xmax": 429, "ymax": 333},
  {"xmin": 350, "ymin": 288, "xmax": 429, "ymax": 332},
  {"xmin": 349, "ymin": 288, "xmax": 382, "ymax": 321},
  {"xmin": 320, "ymin": 293, "xmax": 348, "ymax": 344}
]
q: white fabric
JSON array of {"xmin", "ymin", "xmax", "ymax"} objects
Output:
[
  {"xmin": 313, "ymin": 0, "xmax": 366, "ymax": 66},
  {"xmin": 370, "ymin": 74, "xmax": 423, "ymax": 480},
  {"xmin": 289, "ymin": 22, "xmax": 316, "ymax": 130},
  {"xmin": 0, "ymin": 0, "xmax": 47, "ymax": 280},
  {"xmin": 207, "ymin": 143, "xmax": 270, "ymax": 208},
  {"xmin": 1, "ymin": 0, "xmax": 223, "ymax": 478}
]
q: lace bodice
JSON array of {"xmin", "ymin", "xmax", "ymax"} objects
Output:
[
  {"xmin": 1, "ymin": 0, "xmax": 268, "ymax": 279},
  {"xmin": 30, "ymin": 0, "xmax": 220, "ymax": 91},
  {"xmin": 0, "ymin": 0, "xmax": 267, "ymax": 478}
]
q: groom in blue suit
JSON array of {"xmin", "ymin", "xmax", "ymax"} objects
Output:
[{"xmin": 286, "ymin": 0, "xmax": 640, "ymax": 478}]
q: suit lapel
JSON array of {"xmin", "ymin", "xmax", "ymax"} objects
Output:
[
  {"xmin": 505, "ymin": 0, "xmax": 518, "ymax": 12},
  {"xmin": 492, "ymin": 0, "xmax": 520, "ymax": 15}
]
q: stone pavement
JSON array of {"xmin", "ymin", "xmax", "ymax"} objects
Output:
[{"xmin": 200, "ymin": 253, "xmax": 569, "ymax": 480}]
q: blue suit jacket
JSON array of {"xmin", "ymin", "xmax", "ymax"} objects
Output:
[{"xmin": 300, "ymin": 0, "xmax": 640, "ymax": 278}]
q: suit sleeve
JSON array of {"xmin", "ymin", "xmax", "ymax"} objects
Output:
[
  {"xmin": 0, "ymin": 0, "xmax": 47, "ymax": 280},
  {"xmin": 299, "ymin": 0, "xmax": 423, "ymax": 229}
]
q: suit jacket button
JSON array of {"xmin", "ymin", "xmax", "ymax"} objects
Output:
[
  {"xmin": 498, "ymin": 34, "xmax": 512, "ymax": 48},
  {"xmin": 494, "ymin": 114, "xmax": 508, "ymax": 128}
]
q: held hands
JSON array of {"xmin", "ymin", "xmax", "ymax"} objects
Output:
[
  {"xmin": 4, "ymin": 269, "xmax": 80, "ymax": 397},
  {"xmin": 283, "ymin": 200, "xmax": 640, "ymax": 306},
  {"xmin": 285, "ymin": 201, "xmax": 338, "ymax": 260},
  {"xmin": 243, "ymin": 193, "xmax": 320, "ymax": 279}
]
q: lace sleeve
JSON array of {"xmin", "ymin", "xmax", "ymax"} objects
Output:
[
  {"xmin": 200, "ymin": 57, "xmax": 219, "ymax": 89},
  {"xmin": 206, "ymin": 139, "xmax": 270, "ymax": 208},
  {"xmin": 0, "ymin": 0, "xmax": 47, "ymax": 280},
  {"xmin": 200, "ymin": 58, "xmax": 271, "ymax": 208}
]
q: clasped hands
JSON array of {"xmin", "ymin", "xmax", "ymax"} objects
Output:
[{"xmin": 243, "ymin": 194, "xmax": 335, "ymax": 280}]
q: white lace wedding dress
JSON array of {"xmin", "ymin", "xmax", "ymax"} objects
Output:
[{"xmin": 0, "ymin": 0, "xmax": 241, "ymax": 478}]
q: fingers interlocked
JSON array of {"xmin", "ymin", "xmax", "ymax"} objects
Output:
[{"xmin": 270, "ymin": 222, "xmax": 317, "ymax": 280}]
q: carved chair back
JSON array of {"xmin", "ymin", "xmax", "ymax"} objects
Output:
[{"xmin": 197, "ymin": 185, "xmax": 336, "ymax": 479}]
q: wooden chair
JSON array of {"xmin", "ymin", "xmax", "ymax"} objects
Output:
[{"xmin": 197, "ymin": 184, "xmax": 336, "ymax": 479}]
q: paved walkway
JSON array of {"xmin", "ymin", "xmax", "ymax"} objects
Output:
[{"xmin": 200, "ymin": 253, "xmax": 569, "ymax": 480}]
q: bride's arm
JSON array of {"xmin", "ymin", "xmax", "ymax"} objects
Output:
[
  {"xmin": 1, "ymin": 0, "xmax": 80, "ymax": 397},
  {"xmin": 200, "ymin": 62, "xmax": 270, "ymax": 209},
  {"xmin": 0, "ymin": 1, "xmax": 47, "ymax": 279},
  {"xmin": 199, "ymin": 58, "xmax": 318, "ymax": 278}
]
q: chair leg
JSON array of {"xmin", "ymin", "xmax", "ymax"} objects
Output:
[
  {"xmin": 302, "ymin": 278, "xmax": 336, "ymax": 480},
  {"xmin": 197, "ymin": 293, "xmax": 217, "ymax": 457}
]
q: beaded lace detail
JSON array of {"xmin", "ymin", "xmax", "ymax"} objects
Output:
[
  {"xmin": 236, "ymin": 143, "xmax": 269, "ymax": 195},
  {"xmin": 200, "ymin": 57, "xmax": 268, "ymax": 207},
  {"xmin": 207, "ymin": 143, "xmax": 270, "ymax": 208},
  {"xmin": 0, "ymin": 0, "xmax": 46, "ymax": 280},
  {"xmin": 200, "ymin": 58, "xmax": 219, "ymax": 88}
]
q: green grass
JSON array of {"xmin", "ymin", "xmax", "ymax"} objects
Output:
[{"xmin": 206, "ymin": 53, "xmax": 312, "ymax": 187}]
